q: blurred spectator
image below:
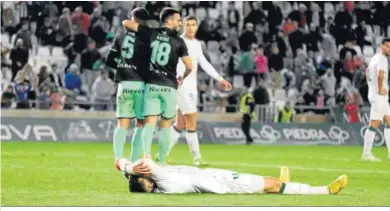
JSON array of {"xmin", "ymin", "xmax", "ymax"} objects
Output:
[
  {"xmin": 89, "ymin": 6, "xmax": 110, "ymax": 48},
  {"xmin": 276, "ymin": 101, "xmax": 294, "ymax": 123},
  {"xmin": 39, "ymin": 86, "xmax": 52, "ymax": 109},
  {"xmin": 65, "ymin": 64, "xmax": 82, "ymax": 95},
  {"xmin": 321, "ymin": 33, "xmax": 338, "ymax": 60},
  {"xmin": 81, "ymin": 39, "xmax": 101, "ymax": 90},
  {"xmin": 308, "ymin": 3, "xmax": 325, "ymax": 28},
  {"xmin": 71, "ymin": 7, "xmax": 90, "ymax": 35},
  {"xmin": 288, "ymin": 4, "xmax": 308, "ymax": 28},
  {"xmin": 339, "ymin": 41, "xmax": 357, "ymax": 60},
  {"xmin": 38, "ymin": 17, "xmax": 56, "ymax": 54},
  {"xmin": 354, "ymin": 2, "xmax": 373, "ymax": 25},
  {"xmin": 344, "ymin": 92, "xmax": 360, "ymax": 124},
  {"xmin": 317, "ymin": 89, "xmax": 325, "ymax": 108},
  {"xmin": 244, "ymin": 2, "xmax": 266, "ymax": 26},
  {"xmin": 43, "ymin": 1, "xmax": 59, "ymax": 23},
  {"xmin": 91, "ymin": 71, "xmax": 115, "ymax": 111},
  {"xmin": 343, "ymin": 52, "xmax": 357, "ymax": 80},
  {"xmin": 240, "ymin": 46, "xmax": 256, "ymax": 88},
  {"xmin": 253, "ymin": 80, "xmax": 270, "ymax": 105},
  {"xmin": 10, "ymin": 39, "xmax": 29, "ymax": 80},
  {"xmin": 317, "ymin": 70, "xmax": 336, "ymax": 104},
  {"xmin": 268, "ymin": 46, "xmax": 284, "ymax": 88},
  {"xmin": 267, "ymin": 1, "xmax": 283, "ymax": 34},
  {"xmin": 303, "ymin": 87, "xmax": 316, "ymax": 106},
  {"xmin": 239, "ymin": 22, "xmax": 257, "ymax": 51},
  {"xmin": 283, "ymin": 18, "xmax": 297, "ymax": 35},
  {"xmin": 306, "ymin": 24, "xmax": 322, "ymax": 52},
  {"xmin": 354, "ymin": 20, "xmax": 372, "ymax": 52},
  {"xmin": 225, "ymin": 27, "xmax": 239, "ymax": 48},
  {"xmin": 227, "ymin": 2, "xmax": 240, "ymax": 28},
  {"xmin": 374, "ymin": 1, "xmax": 390, "ymax": 37},
  {"xmin": 228, "ymin": 46, "xmax": 240, "ymax": 77},
  {"xmin": 334, "ymin": 4, "xmax": 353, "ymax": 29},
  {"xmin": 275, "ymin": 30, "xmax": 287, "ymax": 57},
  {"xmin": 37, "ymin": 66, "xmax": 52, "ymax": 92},
  {"xmin": 49, "ymin": 63, "xmax": 64, "ymax": 89},
  {"xmin": 254, "ymin": 46, "xmax": 268, "ymax": 81},
  {"xmin": 14, "ymin": 21, "xmax": 32, "ymax": 50},
  {"xmin": 288, "ymin": 25, "xmax": 306, "ymax": 57},
  {"xmin": 281, "ymin": 68, "xmax": 296, "ymax": 93},
  {"xmin": 57, "ymin": 8, "xmax": 74, "ymax": 46},
  {"xmin": 111, "ymin": 8, "xmax": 126, "ymax": 33},
  {"xmin": 211, "ymin": 86, "xmax": 229, "ymax": 113},
  {"xmin": 15, "ymin": 82, "xmax": 31, "ymax": 109},
  {"xmin": 50, "ymin": 87, "xmax": 64, "ymax": 110},
  {"xmin": 1, "ymin": 85, "xmax": 16, "ymax": 108}
]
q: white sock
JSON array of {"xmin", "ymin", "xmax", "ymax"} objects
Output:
[
  {"xmin": 282, "ymin": 183, "xmax": 329, "ymax": 195},
  {"xmin": 363, "ymin": 126, "xmax": 376, "ymax": 156},
  {"xmin": 167, "ymin": 125, "xmax": 182, "ymax": 156},
  {"xmin": 186, "ymin": 131, "xmax": 201, "ymax": 160},
  {"xmin": 384, "ymin": 126, "xmax": 390, "ymax": 155}
]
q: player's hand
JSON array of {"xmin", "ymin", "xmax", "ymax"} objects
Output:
[
  {"xmin": 177, "ymin": 76, "xmax": 183, "ymax": 87},
  {"xmin": 218, "ymin": 80, "xmax": 232, "ymax": 91},
  {"xmin": 132, "ymin": 161, "xmax": 151, "ymax": 175},
  {"xmin": 379, "ymin": 88, "xmax": 388, "ymax": 96}
]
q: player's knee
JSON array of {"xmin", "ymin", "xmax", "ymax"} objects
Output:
[
  {"xmin": 174, "ymin": 121, "xmax": 186, "ymax": 131},
  {"xmin": 136, "ymin": 119, "xmax": 145, "ymax": 128},
  {"xmin": 369, "ymin": 120, "xmax": 381, "ymax": 128},
  {"xmin": 145, "ymin": 116, "xmax": 158, "ymax": 126},
  {"xmin": 184, "ymin": 113, "xmax": 197, "ymax": 131},
  {"xmin": 117, "ymin": 118, "xmax": 130, "ymax": 129},
  {"xmin": 160, "ymin": 118, "xmax": 172, "ymax": 128}
]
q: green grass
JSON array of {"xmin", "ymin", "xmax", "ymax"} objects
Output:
[{"xmin": 1, "ymin": 142, "xmax": 390, "ymax": 206}]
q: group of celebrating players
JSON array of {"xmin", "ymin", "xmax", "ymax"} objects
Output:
[{"xmin": 105, "ymin": 7, "xmax": 350, "ymax": 195}]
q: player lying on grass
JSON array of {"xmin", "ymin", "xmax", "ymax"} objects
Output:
[{"xmin": 118, "ymin": 159, "xmax": 347, "ymax": 195}]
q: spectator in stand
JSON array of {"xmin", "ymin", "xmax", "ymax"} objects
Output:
[
  {"xmin": 317, "ymin": 69, "xmax": 336, "ymax": 105},
  {"xmin": 354, "ymin": 20, "xmax": 372, "ymax": 52},
  {"xmin": 37, "ymin": 66, "xmax": 53, "ymax": 93},
  {"xmin": 1, "ymin": 85, "xmax": 16, "ymax": 108},
  {"xmin": 374, "ymin": 1, "xmax": 390, "ymax": 37},
  {"xmin": 239, "ymin": 23, "xmax": 257, "ymax": 51},
  {"xmin": 15, "ymin": 82, "xmax": 31, "ymax": 109},
  {"xmin": 339, "ymin": 41, "xmax": 357, "ymax": 60},
  {"xmin": 334, "ymin": 3, "xmax": 353, "ymax": 29},
  {"xmin": 240, "ymin": 45, "xmax": 256, "ymax": 88},
  {"xmin": 10, "ymin": 39, "xmax": 29, "ymax": 80},
  {"xmin": 275, "ymin": 30, "xmax": 287, "ymax": 57},
  {"xmin": 39, "ymin": 86, "xmax": 52, "ymax": 109},
  {"xmin": 254, "ymin": 46, "xmax": 268, "ymax": 81},
  {"xmin": 89, "ymin": 6, "xmax": 110, "ymax": 48},
  {"xmin": 306, "ymin": 24, "xmax": 322, "ymax": 53},
  {"xmin": 303, "ymin": 87, "xmax": 317, "ymax": 106},
  {"xmin": 321, "ymin": 33, "xmax": 338, "ymax": 60},
  {"xmin": 244, "ymin": 2, "xmax": 266, "ymax": 26},
  {"xmin": 43, "ymin": 1, "xmax": 59, "ymax": 24},
  {"xmin": 226, "ymin": 27, "xmax": 239, "ymax": 48},
  {"xmin": 14, "ymin": 21, "xmax": 32, "ymax": 50},
  {"xmin": 111, "ymin": 8, "xmax": 126, "ymax": 33},
  {"xmin": 71, "ymin": 6, "xmax": 90, "ymax": 36},
  {"xmin": 49, "ymin": 63, "xmax": 64, "ymax": 89},
  {"xmin": 227, "ymin": 2, "xmax": 240, "ymax": 28},
  {"xmin": 65, "ymin": 64, "xmax": 82, "ymax": 95},
  {"xmin": 276, "ymin": 102, "xmax": 294, "ymax": 123},
  {"xmin": 317, "ymin": 89, "xmax": 325, "ymax": 108},
  {"xmin": 308, "ymin": 3, "xmax": 324, "ymax": 28},
  {"xmin": 81, "ymin": 39, "xmax": 101, "ymax": 91},
  {"xmin": 91, "ymin": 71, "xmax": 115, "ymax": 111},
  {"xmin": 50, "ymin": 87, "xmax": 63, "ymax": 110},
  {"xmin": 71, "ymin": 24, "xmax": 88, "ymax": 53},
  {"xmin": 283, "ymin": 18, "xmax": 297, "ymax": 35},
  {"xmin": 267, "ymin": 1, "xmax": 283, "ymax": 35},
  {"xmin": 343, "ymin": 51, "xmax": 357, "ymax": 81},
  {"xmin": 38, "ymin": 17, "xmax": 56, "ymax": 54},
  {"xmin": 354, "ymin": 2, "xmax": 373, "ymax": 25},
  {"xmin": 268, "ymin": 46, "xmax": 284, "ymax": 88},
  {"xmin": 324, "ymin": 16, "xmax": 337, "ymax": 38},
  {"xmin": 288, "ymin": 25, "xmax": 306, "ymax": 57},
  {"xmin": 344, "ymin": 92, "xmax": 360, "ymax": 124},
  {"xmin": 288, "ymin": 4, "xmax": 308, "ymax": 28},
  {"xmin": 228, "ymin": 46, "xmax": 240, "ymax": 77},
  {"xmin": 57, "ymin": 8, "xmax": 74, "ymax": 46}
]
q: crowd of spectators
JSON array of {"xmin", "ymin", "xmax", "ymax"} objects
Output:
[{"xmin": 1, "ymin": 1, "xmax": 389, "ymax": 116}]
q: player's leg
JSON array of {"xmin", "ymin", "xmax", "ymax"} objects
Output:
[
  {"xmin": 141, "ymin": 84, "xmax": 161, "ymax": 158},
  {"xmin": 362, "ymin": 100, "xmax": 383, "ymax": 161},
  {"xmin": 382, "ymin": 103, "xmax": 390, "ymax": 159},
  {"xmin": 167, "ymin": 110, "xmax": 186, "ymax": 156},
  {"xmin": 263, "ymin": 175, "xmax": 347, "ymax": 195},
  {"xmin": 183, "ymin": 112, "xmax": 207, "ymax": 165},
  {"xmin": 129, "ymin": 81, "xmax": 146, "ymax": 162},
  {"xmin": 158, "ymin": 85, "xmax": 178, "ymax": 164}
]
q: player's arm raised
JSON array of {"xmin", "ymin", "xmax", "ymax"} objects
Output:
[
  {"xmin": 198, "ymin": 46, "xmax": 232, "ymax": 91},
  {"xmin": 122, "ymin": 20, "xmax": 139, "ymax": 32}
]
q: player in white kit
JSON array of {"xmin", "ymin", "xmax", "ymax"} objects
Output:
[
  {"xmin": 363, "ymin": 38, "xmax": 390, "ymax": 161},
  {"xmin": 118, "ymin": 158, "xmax": 347, "ymax": 195},
  {"xmin": 156, "ymin": 16, "xmax": 232, "ymax": 166}
]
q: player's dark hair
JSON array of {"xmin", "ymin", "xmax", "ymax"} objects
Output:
[
  {"xmin": 160, "ymin": 8, "xmax": 180, "ymax": 23},
  {"xmin": 131, "ymin": 7, "xmax": 150, "ymax": 21},
  {"xmin": 129, "ymin": 175, "xmax": 145, "ymax": 193},
  {"xmin": 184, "ymin": 15, "xmax": 197, "ymax": 23},
  {"xmin": 382, "ymin": 38, "xmax": 390, "ymax": 44}
]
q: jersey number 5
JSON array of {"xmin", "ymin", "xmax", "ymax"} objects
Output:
[
  {"xmin": 121, "ymin": 35, "xmax": 135, "ymax": 59},
  {"xmin": 151, "ymin": 40, "xmax": 171, "ymax": 66}
]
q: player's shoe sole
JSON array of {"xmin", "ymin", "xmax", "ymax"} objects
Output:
[
  {"xmin": 328, "ymin": 175, "xmax": 348, "ymax": 195},
  {"xmin": 362, "ymin": 155, "xmax": 382, "ymax": 162},
  {"xmin": 279, "ymin": 166, "xmax": 290, "ymax": 183}
]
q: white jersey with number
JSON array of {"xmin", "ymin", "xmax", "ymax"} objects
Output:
[
  {"xmin": 367, "ymin": 53, "xmax": 390, "ymax": 120},
  {"xmin": 176, "ymin": 36, "xmax": 223, "ymax": 114},
  {"xmin": 143, "ymin": 159, "xmax": 264, "ymax": 194}
]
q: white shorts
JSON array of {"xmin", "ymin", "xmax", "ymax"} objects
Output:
[
  {"xmin": 177, "ymin": 90, "xmax": 198, "ymax": 115},
  {"xmin": 369, "ymin": 98, "xmax": 390, "ymax": 121}
]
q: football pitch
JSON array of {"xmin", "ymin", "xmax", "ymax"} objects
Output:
[{"xmin": 1, "ymin": 142, "xmax": 390, "ymax": 206}]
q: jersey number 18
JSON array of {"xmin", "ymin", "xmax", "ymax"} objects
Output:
[{"xmin": 151, "ymin": 40, "xmax": 171, "ymax": 66}]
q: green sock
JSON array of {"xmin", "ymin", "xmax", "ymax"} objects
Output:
[
  {"xmin": 158, "ymin": 127, "xmax": 171, "ymax": 163},
  {"xmin": 142, "ymin": 124, "xmax": 155, "ymax": 157},
  {"xmin": 113, "ymin": 127, "xmax": 127, "ymax": 159},
  {"xmin": 130, "ymin": 127, "xmax": 143, "ymax": 162}
]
